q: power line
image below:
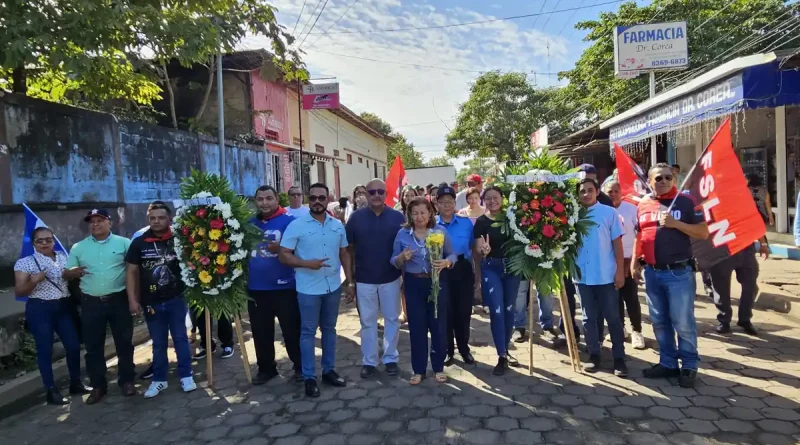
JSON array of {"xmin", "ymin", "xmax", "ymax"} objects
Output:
[
  {"xmin": 308, "ymin": 0, "xmax": 626, "ymax": 35},
  {"xmin": 304, "ymin": 0, "xmax": 361, "ymax": 49},
  {"xmin": 295, "ymin": 0, "xmax": 324, "ymax": 40},
  {"xmin": 292, "ymin": 0, "xmax": 310, "ymax": 36},
  {"xmin": 297, "ymin": 0, "xmax": 331, "ymax": 48}
]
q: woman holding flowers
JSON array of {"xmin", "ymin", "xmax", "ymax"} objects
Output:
[
  {"xmin": 392, "ymin": 197, "xmax": 457, "ymax": 385},
  {"xmin": 474, "ymin": 185, "xmax": 523, "ymax": 376}
]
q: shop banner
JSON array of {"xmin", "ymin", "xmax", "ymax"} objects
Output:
[
  {"xmin": 614, "ymin": 143, "xmax": 652, "ymax": 204},
  {"xmin": 680, "ymin": 118, "xmax": 766, "ymax": 269},
  {"xmin": 609, "ymin": 74, "xmax": 744, "ymax": 146},
  {"xmin": 385, "ymin": 156, "xmax": 408, "ymax": 208},
  {"xmin": 302, "ymin": 82, "xmax": 340, "ymax": 110},
  {"xmin": 614, "ymin": 21, "xmax": 689, "ymax": 75}
]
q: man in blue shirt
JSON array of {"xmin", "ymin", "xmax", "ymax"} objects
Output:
[
  {"xmin": 280, "ymin": 183, "xmax": 354, "ymax": 398},
  {"xmin": 345, "ymin": 178, "xmax": 405, "ymax": 379},
  {"xmin": 248, "ymin": 185, "xmax": 302, "ymax": 385},
  {"xmin": 574, "ymin": 178, "xmax": 627, "ymax": 376},
  {"xmin": 435, "ymin": 185, "xmax": 477, "ymax": 366}
]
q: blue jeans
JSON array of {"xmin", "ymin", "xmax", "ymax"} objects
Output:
[
  {"xmin": 644, "ymin": 266, "xmax": 699, "ymax": 370},
  {"xmin": 576, "ymin": 283, "xmax": 625, "ymax": 360},
  {"xmin": 26, "ymin": 298, "xmax": 82, "ymax": 389},
  {"xmin": 514, "ymin": 282, "xmax": 556, "ymax": 330},
  {"xmin": 481, "ymin": 258, "xmax": 522, "ymax": 356},
  {"xmin": 298, "ymin": 288, "xmax": 341, "ymax": 380},
  {"xmin": 404, "ymin": 273, "xmax": 449, "ymax": 375},
  {"xmin": 144, "ymin": 297, "xmax": 192, "ymax": 382}
]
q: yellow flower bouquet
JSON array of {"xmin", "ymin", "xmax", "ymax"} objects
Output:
[{"xmin": 426, "ymin": 231, "xmax": 446, "ymax": 318}]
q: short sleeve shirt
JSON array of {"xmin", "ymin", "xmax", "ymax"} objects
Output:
[
  {"xmin": 473, "ymin": 215, "xmax": 507, "ymax": 259},
  {"xmin": 126, "ymin": 232, "xmax": 185, "ymax": 305},
  {"xmin": 637, "ymin": 193, "xmax": 704, "ymax": 265},
  {"xmin": 280, "ymin": 213, "xmax": 348, "ymax": 295},
  {"xmin": 345, "ymin": 206, "xmax": 405, "ymax": 285},
  {"xmin": 66, "ymin": 234, "xmax": 131, "ymax": 296},
  {"xmin": 437, "ymin": 214, "xmax": 474, "ymax": 257},
  {"xmin": 574, "ymin": 203, "xmax": 624, "ymax": 286},
  {"xmin": 14, "ymin": 252, "xmax": 70, "ymax": 300}
]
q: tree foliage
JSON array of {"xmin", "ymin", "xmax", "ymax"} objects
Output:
[
  {"xmin": 0, "ymin": 0, "xmax": 307, "ymax": 120},
  {"xmin": 559, "ymin": 0, "xmax": 792, "ymax": 123},
  {"xmin": 425, "ymin": 155, "xmax": 452, "ymax": 167},
  {"xmin": 359, "ymin": 111, "xmax": 426, "ymax": 169}
]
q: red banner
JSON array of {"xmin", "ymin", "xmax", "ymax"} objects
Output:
[
  {"xmin": 614, "ymin": 143, "xmax": 651, "ymax": 204},
  {"xmin": 683, "ymin": 118, "xmax": 766, "ymax": 269},
  {"xmin": 385, "ymin": 156, "xmax": 408, "ymax": 207}
]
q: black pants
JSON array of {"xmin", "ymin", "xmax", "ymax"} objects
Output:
[
  {"xmin": 618, "ymin": 276, "xmax": 642, "ymax": 332},
  {"xmin": 196, "ymin": 308, "xmax": 233, "ymax": 349},
  {"xmin": 81, "ymin": 291, "xmax": 135, "ymax": 389},
  {"xmin": 446, "ymin": 258, "xmax": 474, "ymax": 357},
  {"xmin": 247, "ymin": 289, "xmax": 302, "ymax": 373},
  {"xmin": 709, "ymin": 246, "xmax": 759, "ymax": 325}
]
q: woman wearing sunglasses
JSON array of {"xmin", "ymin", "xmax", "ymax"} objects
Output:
[{"xmin": 14, "ymin": 227, "xmax": 90, "ymax": 404}]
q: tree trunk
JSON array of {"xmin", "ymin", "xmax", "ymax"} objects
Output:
[
  {"xmin": 194, "ymin": 56, "xmax": 215, "ymax": 123},
  {"xmin": 12, "ymin": 65, "xmax": 27, "ymax": 95},
  {"xmin": 160, "ymin": 61, "xmax": 178, "ymax": 129}
]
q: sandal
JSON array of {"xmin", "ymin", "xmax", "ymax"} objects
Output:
[
  {"xmin": 410, "ymin": 374, "xmax": 424, "ymax": 385},
  {"xmin": 434, "ymin": 372, "xmax": 447, "ymax": 383}
]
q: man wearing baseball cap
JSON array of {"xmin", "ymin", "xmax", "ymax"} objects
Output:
[
  {"xmin": 455, "ymin": 174, "xmax": 483, "ymax": 210},
  {"xmin": 65, "ymin": 209, "xmax": 136, "ymax": 403}
]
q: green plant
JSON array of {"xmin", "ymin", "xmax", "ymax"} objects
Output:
[
  {"xmin": 278, "ymin": 192, "xmax": 289, "ymax": 208},
  {"xmin": 0, "ymin": 319, "xmax": 38, "ymax": 374}
]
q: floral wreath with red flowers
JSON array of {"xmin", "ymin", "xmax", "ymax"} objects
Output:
[{"xmin": 495, "ymin": 153, "xmax": 593, "ymax": 296}]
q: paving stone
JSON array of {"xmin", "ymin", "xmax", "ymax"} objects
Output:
[
  {"xmin": 463, "ymin": 404, "xmax": 497, "ymax": 418},
  {"xmin": 428, "ymin": 406, "xmax": 461, "ymax": 418},
  {"xmin": 586, "ymin": 395, "xmax": 619, "ymax": 407},
  {"xmin": 696, "ymin": 386, "xmax": 733, "ymax": 397},
  {"xmin": 636, "ymin": 419, "xmax": 677, "ymax": 434},
  {"xmin": 691, "ymin": 396, "xmax": 728, "ymax": 408},
  {"xmin": 359, "ymin": 407, "xmax": 390, "ymax": 420},
  {"xmin": 660, "ymin": 386, "xmax": 697, "ymax": 397},
  {"xmin": 585, "ymin": 432, "xmax": 627, "ymax": 445},
  {"xmin": 266, "ymin": 423, "xmax": 302, "ymax": 438},
  {"xmin": 721, "ymin": 406, "xmax": 763, "ymax": 420},
  {"xmin": 502, "ymin": 404, "xmax": 535, "ymax": 418},
  {"xmin": 573, "ymin": 405, "xmax": 609, "ymax": 420},
  {"xmin": 520, "ymin": 416, "xmax": 559, "ymax": 431},
  {"xmin": 310, "ymin": 433, "xmax": 346, "ymax": 445},
  {"xmin": 727, "ymin": 396, "xmax": 766, "ymax": 409},
  {"xmin": 338, "ymin": 388, "xmax": 368, "ymax": 400},
  {"xmin": 196, "ymin": 426, "xmax": 231, "ymax": 441},
  {"xmin": 446, "ymin": 416, "xmax": 482, "ymax": 432},
  {"xmin": 349, "ymin": 397, "xmax": 379, "ymax": 409},
  {"xmin": 764, "ymin": 396, "xmax": 800, "ymax": 409},
  {"xmin": 595, "ymin": 418, "xmax": 637, "ymax": 434},
  {"xmin": 714, "ymin": 419, "xmax": 757, "ymax": 434},
  {"xmin": 648, "ymin": 406, "xmax": 685, "ymax": 420},
  {"xmin": 462, "ymin": 429, "xmax": 501, "ymax": 444},
  {"xmin": 348, "ymin": 434, "xmax": 383, "ymax": 445},
  {"xmin": 626, "ymin": 432, "xmax": 671, "ymax": 445},
  {"xmin": 564, "ymin": 385, "xmax": 596, "ymax": 396},
  {"xmin": 730, "ymin": 385, "xmax": 771, "ymax": 398},
  {"xmin": 226, "ymin": 413, "xmax": 258, "ymax": 426},
  {"xmin": 654, "ymin": 396, "xmax": 692, "ymax": 408},
  {"xmin": 756, "ymin": 419, "xmax": 800, "ymax": 434},
  {"xmin": 378, "ymin": 396, "xmax": 410, "ymax": 410},
  {"xmin": 317, "ymin": 400, "xmax": 345, "ymax": 412},
  {"xmin": 407, "ymin": 418, "xmax": 441, "ymax": 433},
  {"xmin": 294, "ymin": 413, "xmax": 324, "ymax": 424},
  {"xmin": 674, "ymin": 419, "xmax": 719, "ymax": 434},
  {"xmin": 755, "ymin": 433, "xmax": 797, "ymax": 445},
  {"xmin": 504, "ymin": 429, "xmax": 544, "ymax": 444},
  {"xmin": 620, "ymin": 395, "xmax": 655, "ymax": 407},
  {"xmin": 376, "ymin": 420, "xmax": 403, "ymax": 432},
  {"xmin": 486, "ymin": 416, "xmax": 519, "ymax": 431},
  {"xmin": 544, "ymin": 430, "xmax": 585, "ymax": 445},
  {"xmin": 681, "ymin": 407, "xmax": 721, "ymax": 421},
  {"xmin": 241, "ymin": 439, "xmax": 273, "ymax": 445},
  {"xmin": 760, "ymin": 407, "xmax": 800, "ymax": 421},
  {"xmin": 326, "ymin": 409, "xmax": 356, "ymax": 422},
  {"xmin": 412, "ymin": 395, "xmax": 445, "ymax": 408},
  {"xmin": 665, "ymin": 432, "xmax": 717, "ymax": 445},
  {"xmin": 552, "ymin": 394, "xmax": 584, "ymax": 407},
  {"xmin": 609, "ymin": 406, "xmax": 645, "ymax": 419}
]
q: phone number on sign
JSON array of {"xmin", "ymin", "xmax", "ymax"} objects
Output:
[{"xmin": 651, "ymin": 58, "xmax": 687, "ymax": 67}]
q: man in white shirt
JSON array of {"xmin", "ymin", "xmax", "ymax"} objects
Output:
[
  {"xmin": 287, "ymin": 185, "xmax": 310, "ymax": 218},
  {"xmin": 604, "ymin": 180, "xmax": 645, "ymax": 349}
]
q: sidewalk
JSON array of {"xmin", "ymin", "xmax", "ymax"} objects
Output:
[{"xmin": 1, "ymin": 257, "xmax": 799, "ymax": 445}]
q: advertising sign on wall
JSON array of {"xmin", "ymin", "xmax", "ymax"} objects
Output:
[
  {"xmin": 614, "ymin": 21, "xmax": 689, "ymax": 76},
  {"xmin": 302, "ymin": 82, "xmax": 340, "ymax": 110}
]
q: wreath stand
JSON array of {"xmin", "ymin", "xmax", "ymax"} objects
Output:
[
  {"xmin": 203, "ymin": 310, "xmax": 252, "ymax": 388},
  {"xmin": 527, "ymin": 277, "xmax": 581, "ymax": 374}
]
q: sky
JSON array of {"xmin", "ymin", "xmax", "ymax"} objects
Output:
[{"xmin": 243, "ymin": 0, "xmax": 639, "ymax": 170}]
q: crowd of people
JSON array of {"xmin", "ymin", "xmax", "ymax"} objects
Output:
[{"xmin": 14, "ymin": 162, "xmax": 781, "ymax": 405}]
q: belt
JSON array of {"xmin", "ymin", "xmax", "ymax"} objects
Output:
[
  {"xmin": 83, "ymin": 290, "xmax": 126, "ymax": 302},
  {"xmin": 408, "ymin": 272, "xmax": 431, "ymax": 278},
  {"xmin": 647, "ymin": 260, "xmax": 692, "ymax": 271}
]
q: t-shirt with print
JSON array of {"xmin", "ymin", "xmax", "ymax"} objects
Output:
[
  {"xmin": 473, "ymin": 215, "xmax": 507, "ymax": 259},
  {"xmin": 636, "ymin": 189, "xmax": 705, "ymax": 265},
  {"xmin": 126, "ymin": 230, "xmax": 185, "ymax": 305}
]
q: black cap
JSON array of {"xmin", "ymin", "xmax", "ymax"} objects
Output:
[
  {"xmin": 437, "ymin": 186, "xmax": 457, "ymax": 199},
  {"xmin": 577, "ymin": 163, "xmax": 597, "ymax": 174},
  {"xmin": 84, "ymin": 208, "xmax": 111, "ymax": 222}
]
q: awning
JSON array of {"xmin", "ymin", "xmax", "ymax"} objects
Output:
[{"xmin": 600, "ymin": 49, "xmax": 800, "ymax": 148}]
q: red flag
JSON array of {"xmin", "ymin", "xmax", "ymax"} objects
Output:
[
  {"xmin": 385, "ymin": 156, "xmax": 408, "ymax": 207},
  {"xmin": 683, "ymin": 118, "xmax": 766, "ymax": 269},
  {"xmin": 614, "ymin": 143, "xmax": 651, "ymax": 204}
]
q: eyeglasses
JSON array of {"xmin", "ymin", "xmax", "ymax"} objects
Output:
[
  {"xmin": 654, "ymin": 175, "xmax": 674, "ymax": 183},
  {"xmin": 308, "ymin": 195, "xmax": 328, "ymax": 202},
  {"xmin": 289, "ymin": 193, "xmax": 302, "ymax": 197},
  {"xmin": 368, "ymin": 189, "xmax": 386, "ymax": 196},
  {"xmin": 34, "ymin": 237, "xmax": 55, "ymax": 244}
]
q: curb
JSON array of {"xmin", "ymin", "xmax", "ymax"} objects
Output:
[{"xmin": 0, "ymin": 321, "xmax": 151, "ymax": 416}]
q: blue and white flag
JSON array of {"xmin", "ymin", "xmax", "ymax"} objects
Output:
[{"xmin": 18, "ymin": 204, "xmax": 68, "ymax": 301}]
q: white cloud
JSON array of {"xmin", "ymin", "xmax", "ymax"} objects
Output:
[{"xmin": 244, "ymin": 0, "xmax": 576, "ymax": 169}]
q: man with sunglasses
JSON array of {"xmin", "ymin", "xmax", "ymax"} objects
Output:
[
  {"xmin": 632, "ymin": 163, "xmax": 709, "ymax": 389},
  {"xmin": 345, "ymin": 178, "xmax": 405, "ymax": 378},
  {"xmin": 286, "ymin": 185, "xmax": 310, "ymax": 218},
  {"xmin": 280, "ymin": 183, "xmax": 355, "ymax": 397}
]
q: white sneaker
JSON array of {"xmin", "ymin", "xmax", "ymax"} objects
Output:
[
  {"xmin": 632, "ymin": 331, "xmax": 646, "ymax": 350},
  {"xmin": 144, "ymin": 381, "xmax": 168, "ymax": 398},
  {"xmin": 181, "ymin": 376, "xmax": 197, "ymax": 393}
]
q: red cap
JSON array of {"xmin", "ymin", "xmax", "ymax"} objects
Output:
[{"xmin": 466, "ymin": 174, "xmax": 483, "ymax": 184}]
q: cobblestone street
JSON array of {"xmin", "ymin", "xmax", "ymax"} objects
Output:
[{"xmin": 3, "ymin": 259, "xmax": 800, "ymax": 445}]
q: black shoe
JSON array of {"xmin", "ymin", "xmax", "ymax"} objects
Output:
[
  {"xmin": 444, "ymin": 355, "xmax": 455, "ymax": 367},
  {"xmin": 220, "ymin": 346, "xmax": 234, "ymax": 359},
  {"xmin": 321, "ymin": 370, "xmax": 346, "ymax": 387},
  {"xmin": 85, "ymin": 387, "xmax": 107, "ymax": 405},
  {"xmin": 305, "ymin": 379, "xmax": 320, "ymax": 397},
  {"xmin": 360, "ymin": 365, "xmax": 376, "ymax": 379},
  {"xmin": 294, "ymin": 369, "xmax": 304, "ymax": 383},
  {"xmin": 385, "ymin": 362, "xmax": 399, "ymax": 376},
  {"xmin": 252, "ymin": 370, "xmax": 278, "ymax": 386},
  {"xmin": 69, "ymin": 382, "xmax": 92, "ymax": 395},
  {"xmin": 583, "ymin": 355, "xmax": 601, "ymax": 373},
  {"xmin": 512, "ymin": 328, "xmax": 527, "ymax": 343},
  {"xmin": 46, "ymin": 388, "xmax": 69, "ymax": 405},
  {"xmin": 613, "ymin": 359, "xmax": 629, "ymax": 377},
  {"xmin": 678, "ymin": 369, "xmax": 697, "ymax": 388},
  {"xmin": 492, "ymin": 357, "xmax": 508, "ymax": 376},
  {"xmin": 461, "ymin": 352, "xmax": 475, "ymax": 365},
  {"xmin": 643, "ymin": 363, "xmax": 680, "ymax": 379},
  {"xmin": 139, "ymin": 364, "xmax": 154, "ymax": 380},
  {"xmin": 506, "ymin": 353, "xmax": 520, "ymax": 368},
  {"xmin": 716, "ymin": 323, "xmax": 731, "ymax": 334},
  {"xmin": 192, "ymin": 346, "xmax": 216, "ymax": 360},
  {"xmin": 738, "ymin": 322, "xmax": 759, "ymax": 336},
  {"xmin": 552, "ymin": 336, "xmax": 567, "ymax": 349}
]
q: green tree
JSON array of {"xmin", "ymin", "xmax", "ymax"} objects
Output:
[
  {"xmin": 558, "ymin": 0, "xmax": 791, "ymax": 123},
  {"xmin": 456, "ymin": 157, "xmax": 494, "ymax": 184},
  {"xmin": 359, "ymin": 112, "xmax": 394, "ymax": 135},
  {"xmin": 359, "ymin": 111, "xmax": 426, "ymax": 169},
  {"xmin": 446, "ymin": 72, "xmax": 574, "ymax": 162},
  {"xmin": 425, "ymin": 155, "xmax": 452, "ymax": 167}
]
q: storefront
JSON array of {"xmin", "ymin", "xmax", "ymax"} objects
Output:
[{"xmin": 600, "ymin": 50, "xmax": 800, "ymax": 235}]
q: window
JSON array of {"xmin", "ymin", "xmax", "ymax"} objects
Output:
[
  {"xmin": 264, "ymin": 130, "xmax": 279, "ymax": 141},
  {"xmin": 293, "ymin": 136, "xmax": 305, "ymax": 146},
  {"xmin": 366, "ymin": 160, "xmax": 370, "ymax": 168},
  {"xmin": 333, "ymin": 149, "xmax": 340, "ymax": 157},
  {"xmin": 358, "ymin": 157, "xmax": 363, "ymax": 163},
  {"xmin": 347, "ymin": 154, "xmax": 353, "ymax": 164},
  {"xmin": 315, "ymin": 144, "xmax": 325, "ymax": 154}
]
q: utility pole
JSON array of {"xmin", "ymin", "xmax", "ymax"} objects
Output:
[
  {"xmin": 649, "ymin": 71, "xmax": 657, "ymax": 167},
  {"xmin": 217, "ymin": 52, "xmax": 225, "ymax": 177},
  {"xmin": 297, "ymin": 79, "xmax": 303, "ymax": 190}
]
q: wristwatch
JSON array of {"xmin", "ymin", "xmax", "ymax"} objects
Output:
[{"xmin": 347, "ymin": 282, "xmax": 356, "ymax": 288}]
